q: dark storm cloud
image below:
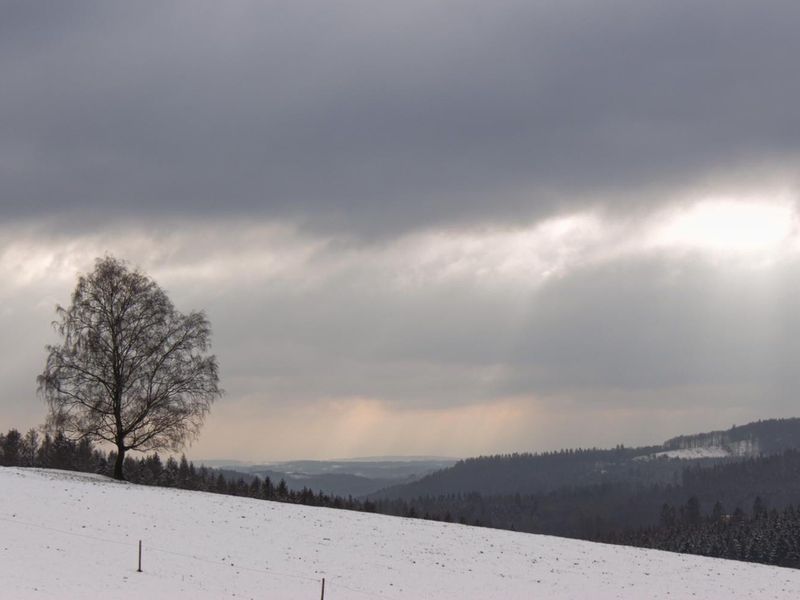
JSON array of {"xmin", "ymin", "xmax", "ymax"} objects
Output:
[{"xmin": 2, "ymin": 1, "xmax": 799, "ymax": 235}]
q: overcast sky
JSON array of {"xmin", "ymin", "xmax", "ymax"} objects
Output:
[{"xmin": 2, "ymin": 1, "xmax": 800, "ymax": 460}]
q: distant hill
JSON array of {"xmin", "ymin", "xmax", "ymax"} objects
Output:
[
  {"xmin": 259, "ymin": 458, "xmax": 457, "ymax": 480},
  {"xmin": 373, "ymin": 449, "xmax": 800, "ymax": 542},
  {"xmin": 375, "ymin": 418, "xmax": 800, "ymax": 500},
  {"xmin": 205, "ymin": 457, "xmax": 457, "ymax": 498},
  {"xmin": 661, "ymin": 418, "xmax": 800, "ymax": 456}
]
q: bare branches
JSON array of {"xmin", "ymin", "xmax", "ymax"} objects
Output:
[{"xmin": 38, "ymin": 256, "xmax": 222, "ymax": 479}]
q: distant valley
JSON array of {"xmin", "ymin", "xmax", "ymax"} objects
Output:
[{"xmin": 201, "ymin": 456, "xmax": 457, "ymax": 498}]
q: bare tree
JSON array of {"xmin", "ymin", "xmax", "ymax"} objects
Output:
[{"xmin": 38, "ymin": 256, "xmax": 222, "ymax": 480}]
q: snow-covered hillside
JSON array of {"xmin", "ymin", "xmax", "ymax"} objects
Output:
[
  {"xmin": 635, "ymin": 438, "xmax": 760, "ymax": 461},
  {"xmin": 2, "ymin": 468, "xmax": 799, "ymax": 599},
  {"xmin": 635, "ymin": 446, "xmax": 733, "ymax": 460}
]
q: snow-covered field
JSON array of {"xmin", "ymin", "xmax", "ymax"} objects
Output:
[
  {"xmin": 2, "ymin": 467, "xmax": 800, "ymax": 599},
  {"xmin": 635, "ymin": 446, "xmax": 733, "ymax": 460},
  {"xmin": 636, "ymin": 438, "xmax": 760, "ymax": 461},
  {"xmin": 655, "ymin": 446, "xmax": 732, "ymax": 459}
]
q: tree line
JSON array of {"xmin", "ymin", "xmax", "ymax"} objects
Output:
[
  {"xmin": 607, "ymin": 496, "xmax": 800, "ymax": 568},
  {"xmin": 371, "ymin": 449, "xmax": 800, "ymax": 568},
  {"xmin": 0, "ymin": 427, "xmax": 376, "ymax": 512}
]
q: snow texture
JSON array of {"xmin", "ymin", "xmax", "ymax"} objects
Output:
[
  {"xmin": 636, "ymin": 438, "xmax": 760, "ymax": 461},
  {"xmin": 643, "ymin": 447, "xmax": 734, "ymax": 460},
  {"xmin": 2, "ymin": 467, "xmax": 800, "ymax": 599}
]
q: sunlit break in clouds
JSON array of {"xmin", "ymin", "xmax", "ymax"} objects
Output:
[
  {"xmin": 653, "ymin": 199, "xmax": 797, "ymax": 257},
  {"xmin": 2, "ymin": 1, "xmax": 800, "ymax": 460}
]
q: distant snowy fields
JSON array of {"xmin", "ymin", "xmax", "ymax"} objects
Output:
[
  {"xmin": 2, "ymin": 467, "xmax": 800, "ymax": 599},
  {"xmin": 635, "ymin": 446, "xmax": 733, "ymax": 460}
]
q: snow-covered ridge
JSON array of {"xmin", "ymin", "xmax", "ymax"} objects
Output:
[{"xmin": 2, "ymin": 467, "xmax": 799, "ymax": 599}]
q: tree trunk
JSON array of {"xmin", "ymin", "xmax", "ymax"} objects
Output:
[{"xmin": 113, "ymin": 445, "xmax": 126, "ymax": 480}]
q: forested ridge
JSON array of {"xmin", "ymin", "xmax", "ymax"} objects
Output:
[
  {"xmin": 372, "ymin": 450, "xmax": 800, "ymax": 535},
  {"xmin": 374, "ymin": 446, "xmax": 672, "ymax": 499},
  {"xmin": 377, "ymin": 418, "xmax": 800, "ymax": 499},
  {"xmin": 663, "ymin": 418, "xmax": 800, "ymax": 454}
]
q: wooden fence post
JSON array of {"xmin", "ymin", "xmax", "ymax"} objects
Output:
[{"xmin": 137, "ymin": 540, "xmax": 142, "ymax": 573}]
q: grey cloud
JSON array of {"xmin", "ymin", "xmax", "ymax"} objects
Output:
[
  {"xmin": 177, "ymin": 250, "xmax": 800, "ymax": 414},
  {"xmin": 2, "ymin": 1, "xmax": 799, "ymax": 237},
  {"xmin": 4, "ymin": 228, "xmax": 800, "ymax": 454},
  {"xmin": 203, "ymin": 280, "xmax": 524, "ymax": 407},
  {"xmin": 505, "ymin": 257, "xmax": 800, "ymax": 408}
]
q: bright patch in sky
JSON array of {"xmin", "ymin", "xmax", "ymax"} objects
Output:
[{"xmin": 652, "ymin": 200, "xmax": 797, "ymax": 255}]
